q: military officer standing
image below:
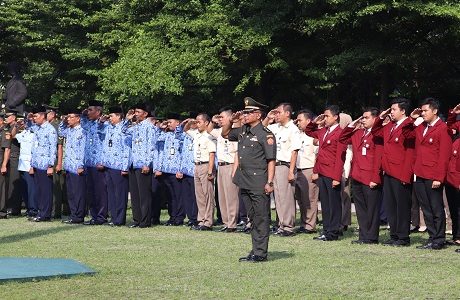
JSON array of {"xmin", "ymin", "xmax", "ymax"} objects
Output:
[
  {"xmin": 222, "ymin": 97, "xmax": 276, "ymax": 262},
  {"xmin": 81, "ymin": 100, "xmax": 108, "ymax": 225},
  {"xmin": 59, "ymin": 109, "xmax": 87, "ymax": 224},
  {"xmin": 29, "ymin": 106, "xmax": 57, "ymax": 222},
  {"xmin": 0, "ymin": 111, "xmax": 12, "ymax": 219},
  {"xmin": 123, "ymin": 103, "xmax": 159, "ymax": 228},
  {"xmin": 99, "ymin": 106, "xmax": 131, "ymax": 226},
  {"xmin": 4, "ymin": 109, "xmax": 22, "ymax": 216}
]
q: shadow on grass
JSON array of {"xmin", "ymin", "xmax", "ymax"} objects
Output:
[
  {"xmin": 268, "ymin": 251, "xmax": 294, "ymax": 261},
  {"xmin": 0, "ymin": 225, "xmax": 84, "ymax": 244}
]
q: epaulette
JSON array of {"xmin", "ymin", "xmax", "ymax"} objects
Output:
[{"xmin": 263, "ymin": 127, "xmax": 271, "ymax": 132}]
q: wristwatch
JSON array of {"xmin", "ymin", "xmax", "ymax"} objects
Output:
[{"xmin": 267, "ymin": 181, "xmax": 274, "ymax": 187}]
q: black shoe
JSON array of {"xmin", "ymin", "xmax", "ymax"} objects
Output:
[
  {"xmin": 138, "ymin": 224, "xmax": 151, "ymax": 228},
  {"xmin": 239, "ymin": 253, "xmax": 253, "ymax": 262},
  {"xmin": 342, "ymin": 225, "xmax": 348, "ymax": 232},
  {"xmin": 62, "ymin": 219, "xmax": 83, "ymax": 225},
  {"xmin": 198, "ymin": 225, "xmax": 212, "ymax": 231},
  {"xmin": 392, "ymin": 240, "xmax": 410, "ymax": 247},
  {"xmin": 313, "ymin": 235, "xmax": 326, "ymax": 241},
  {"xmin": 83, "ymin": 219, "xmax": 103, "ymax": 225},
  {"xmin": 416, "ymin": 242, "xmax": 444, "ymax": 250},
  {"xmin": 296, "ymin": 227, "xmax": 317, "ymax": 234},
  {"xmin": 173, "ymin": 222, "xmax": 184, "ymax": 226},
  {"xmin": 237, "ymin": 221, "xmax": 246, "ymax": 227},
  {"xmin": 239, "ymin": 254, "xmax": 267, "ymax": 263},
  {"xmin": 219, "ymin": 226, "xmax": 228, "ymax": 232},
  {"xmin": 270, "ymin": 226, "xmax": 279, "ymax": 233},
  {"xmin": 128, "ymin": 223, "xmax": 139, "ymax": 228},
  {"xmin": 226, "ymin": 228, "xmax": 237, "ymax": 233},
  {"xmin": 186, "ymin": 221, "xmax": 197, "ymax": 227},
  {"xmin": 382, "ymin": 239, "xmax": 397, "ymax": 246},
  {"xmin": 164, "ymin": 221, "xmax": 174, "ymax": 226},
  {"xmin": 455, "ymin": 248, "xmax": 460, "ymax": 253},
  {"xmin": 240, "ymin": 226, "xmax": 251, "ymax": 234},
  {"xmin": 31, "ymin": 217, "xmax": 51, "ymax": 222},
  {"xmin": 279, "ymin": 230, "xmax": 295, "ymax": 237},
  {"xmin": 0, "ymin": 215, "xmax": 7, "ymax": 219},
  {"xmin": 410, "ymin": 225, "xmax": 420, "ymax": 233}
]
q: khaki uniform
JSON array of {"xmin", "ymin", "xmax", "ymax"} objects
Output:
[
  {"xmin": 295, "ymin": 132, "xmax": 319, "ymax": 231},
  {"xmin": 0, "ymin": 126, "xmax": 12, "ymax": 217},
  {"xmin": 210, "ymin": 128, "xmax": 239, "ymax": 229},
  {"xmin": 267, "ymin": 120, "xmax": 301, "ymax": 233},
  {"xmin": 188, "ymin": 129, "xmax": 217, "ymax": 227}
]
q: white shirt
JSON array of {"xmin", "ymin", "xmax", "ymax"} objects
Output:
[
  {"xmin": 15, "ymin": 129, "xmax": 34, "ymax": 171},
  {"xmin": 187, "ymin": 129, "xmax": 217, "ymax": 163},
  {"xmin": 296, "ymin": 133, "xmax": 317, "ymax": 169},
  {"xmin": 268, "ymin": 120, "xmax": 302, "ymax": 163},
  {"xmin": 210, "ymin": 128, "xmax": 237, "ymax": 163},
  {"xmin": 423, "ymin": 117, "xmax": 440, "ymax": 136}
]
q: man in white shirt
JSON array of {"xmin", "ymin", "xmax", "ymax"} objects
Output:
[
  {"xmin": 294, "ymin": 109, "xmax": 319, "ymax": 234},
  {"xmin": 264, "ymin": 103, "xmax": 302, "ymax": 236}
]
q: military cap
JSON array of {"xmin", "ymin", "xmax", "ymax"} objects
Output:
[
  {"xmin": 43, "ymin": 104, "xmax": 58, "ymax": 113},
  {"xmin": 32, "ymin": 106, "xmax": 47, "ymax": 114},
  {"xmin": 243, "ymin": 97, "xmax": 269, "ymax": 111},
  {"xmin": 5, "ymin": 108, "xmax": 19, "ymax": 116},
  {"xmin": 108, "ymin": 106, "xmax": 123, "ymax": 114},
  {"xmin": 166, "ymin": 112, "xmax": 181, "ymax": 121},
  {"xmin": 88, "ymin": 100, "xmax": 104, "ymax": 107}
]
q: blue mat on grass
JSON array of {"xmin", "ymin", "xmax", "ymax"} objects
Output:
[{"xmin": 0, "ymin": 258, "xmax": 95, "ymax": 282}]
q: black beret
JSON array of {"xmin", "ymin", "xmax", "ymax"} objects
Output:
[
  {"xmin": 66, "ymin": 108, "xmax": 82, "ymax": 115},
  {"xmin": 133, "ymin": 102, "xmax": 149, "ymax": 112},
  {"xmin": 166, "ymin": 112, "xmax": 181, "ymax": 120},
  {"xmin": 32, "ymin": 106, "xmax": 47, "ymax": 114}
]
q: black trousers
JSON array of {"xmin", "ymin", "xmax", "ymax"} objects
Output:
[
  {"xmin": 86, "ymin": 167, "xmax": 108, "ymax": 223},
  {"xmin": 352, "ymin": 179, "xmax": 382, "ymax": 242},
  {"xmin": 317, "ymin": 175, "xmax": 342, "ymax": 239},
  {"xmin": 0, "ymin": 172, "xmax": 8, "ymax": 217},
  {"xmin": 151, "ymin": 175, "xmax": 163, "ymax": 224},
  {"xmin": 34, "ymin": 169, "xmax": 53, "ymax": 219},
  {"xmin": 164, "ymin": 173, "xmax": 185, "ymax": 224},
  {"xmin": 181, "ymin": 175, "xmax": 197, "ymax": 224},
  {"xmin": 414, "ymin": 177, "xmax": 446, "ymax": 244},
  {"xmin": 6, "ymin": 158, "xmax": 21, "ymax": 214},
  {"xmin": 383, "ymin": 174, "xmax": 412, "ymax": 242},
  {"xmin": 66, "ymin": 172, "xmax": 86, "ymax": 222},
  {"xmin": 52, "ymin": 170, "xmax": 68, "ymax": 217},
  {"xmin": 106, "ymin": 168, "xmax": 129, "ymax": 225},
  {"xmin": 129, "ymin": 168, "xmax": 153, "ymax": 227},
  {"xmin": 241, "ymin": 189, "xmax": 270, "ymax": 258},
  {"xmin": 446, "ymin": 183, "xmax": 460, "ymax": 241}
]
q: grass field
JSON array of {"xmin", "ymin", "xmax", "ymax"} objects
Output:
[{"xmin": 1, "ymin": 211, "xmax": 459, "ymax": 299}]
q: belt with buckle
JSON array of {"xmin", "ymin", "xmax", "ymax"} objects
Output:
[
  {"xmin": 195, "ymin": 161, "xmax": 209, "ymax": 165},
  {"xmin": 298, "ymin": 167, "xmax": 313, "ymax": 171},
  {"xmin": 275, "ymin": 161, "xmax": 290, "ymax": 167},
  {"xmin": 218, "ymin": 162, "xmax": 232, "ymax": 166}
]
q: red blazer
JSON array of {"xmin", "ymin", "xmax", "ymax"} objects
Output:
[
  {"xmin": 447, "ymin": 139, "xmax": 460, "ymax": 189},
  {"xmin": 446, "ymin": 109, "xmax": 460, "ymax": 136},
  {"xmin": 412, "ymin": 120, "xmax": 452, "ymax": 182},
  {"xmin": 371, "ymin": 117, "xmax": 415, "ymax": 184},
  {"xmin": 339, "ymin": 127, "xmax": 383, "ymax": 185},
  {"xmin": 305, "ymin": 123, "xmax": 346, "ymax": 181}
]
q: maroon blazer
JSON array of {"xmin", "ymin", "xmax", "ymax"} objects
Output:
[
  {"xmin": 305, "ymin": 123, "xmax": 346, "ymax": 181},
  {"xmin": 339, "ymin": 127, "xmax": 383, "ymax": 185},
  {"xmin": 371, "ymin": 117, "xmax": 415, "ymax": 184},
  {"xmin": 446, "ymin": 109, "xmax": 460, "ymax": 136},
  {"xmin": 447, "ymin": 139, "xmax": 460, "ymax": 189},
  {"xmin": 412, "ymin": 120, "xmax": 452, "ymax": 182}
]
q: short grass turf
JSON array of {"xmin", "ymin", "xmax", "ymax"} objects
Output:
[{"xmin": 1, "ymin": 211, "xmax": 459, "ymax": 299}]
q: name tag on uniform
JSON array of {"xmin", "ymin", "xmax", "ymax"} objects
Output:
[
  {"xmin": 170, "ymin": 147, "xmax": 175, "ymax": 155},
  {"xmin": 362, "ymin": 147, "xmax": 367, "ymax": 156},
  {"xmin": 250, "ymin": 137, "xmax": 258, "ymax": 142}
]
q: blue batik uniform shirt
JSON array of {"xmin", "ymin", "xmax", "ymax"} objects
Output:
[
  {"xmin": 158, "ymin": 126, "xmax": 183, "ymax": 175},
  {"xmin": 31, "ymin": 121, "xmax": 57, "ymax": 170},
  {"xmin": 179, "ymin": 130, "xmax": 195, "ymax": 177},
  {"xmin": 81, "ymin": 116, "xmax": 105, "ymax": 167},
  {"xmin": 59, "ymin": 122, "xmax": 86, "ymax": 174},
  {"xmin": 99, "ymin": 121, "xmax": 132, "ymax": 171},
  {"xmin": 122, "ymin": 119, "xmax": 159, "ymax": 170}
]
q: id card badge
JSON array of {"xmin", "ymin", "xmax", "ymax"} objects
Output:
[
  {"xmin": 170, "ymin": 147, "xmax": 175, "ymax": 156},
  {"xmin": 361, "ymin": 147, "xmax": 367, "ymax": 156}
]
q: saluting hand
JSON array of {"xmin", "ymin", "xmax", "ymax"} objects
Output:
[
  {"xmin": 313, "ymin": 114, "xmax": 325, "ymax": 125},
  {"xmin": 126, "ymin": 109, "xmax": 135, "ymax": 120},
  {"xmin": 379, "ymin": 108, "xmax": 391, "ymax": 119},
  {"xmin": 410, "ymin": 108, "xmax": 422, "ymax": 119},
  {"xmin": 349, "ymin": 116, "xmax": 363, "ymax": 129},
  {"xmin": 453, "ymin": 103, "xmax": 460, "ymax": 114}
]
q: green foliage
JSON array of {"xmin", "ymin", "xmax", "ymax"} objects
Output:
[{"xmin": 1, "ymin": 0, "xmax": 459, "ymax": 114}]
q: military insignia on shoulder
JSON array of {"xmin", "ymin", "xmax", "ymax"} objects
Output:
[
  {"xmin": 5, "ymin": 133, "xmax": 11, "ymax": 140},
  {"xmin": 58, "ymin": 136, "xmax": 64, "ymax": 141},
  {"xmin": 267, "ymin": 136, "xmax": 274, "ymax": 145},
  {"xmin": 263, "ymin": 127, "xmax": 271, "ymax": 133}
]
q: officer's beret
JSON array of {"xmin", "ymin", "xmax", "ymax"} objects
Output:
[
  {"xmin": 166, "ymin": 112, "xmax": 181, "ymax": 121},
  {"xmin": 243, "ymin": 97, "xmax": 269, "ymax": 111},
  {"xmin": 108, "ymin": 106, "xmax": 123, "ymax": 114},
  {"xmin": 88, "ymin": 100, "xmax": 104, "ymax": 107},
  {"xmin": 32, "ymin": 106, "xmax": 47, "ymax": 114}
]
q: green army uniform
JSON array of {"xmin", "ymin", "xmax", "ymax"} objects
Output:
[
  {"xmin": 228, "ymin": 120, "xmax": 276, "ymax": 259},
  {"xmin": 6, "ymin": 124, "xmax": 22, "ymax": 215},
  {"xmin": 0, "ymin": 125, "xmax": 13, "ymax": 218}
]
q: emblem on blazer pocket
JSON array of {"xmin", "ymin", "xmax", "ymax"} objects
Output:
[
  {"xmin": 429, "ymin": 138, "xmax": 433, "ymax": 144},
  {"xmin": 395, "ymin": 137, "xmax": 399, "ymax": 142},
  {"xmin": 327, "ymin": 140, "xmax": 331, "ymax": 144}
]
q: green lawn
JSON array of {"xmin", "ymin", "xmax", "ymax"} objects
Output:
[{"xmin": 1, "ymin": 212, "xmax": 459, "ymax": 299}]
